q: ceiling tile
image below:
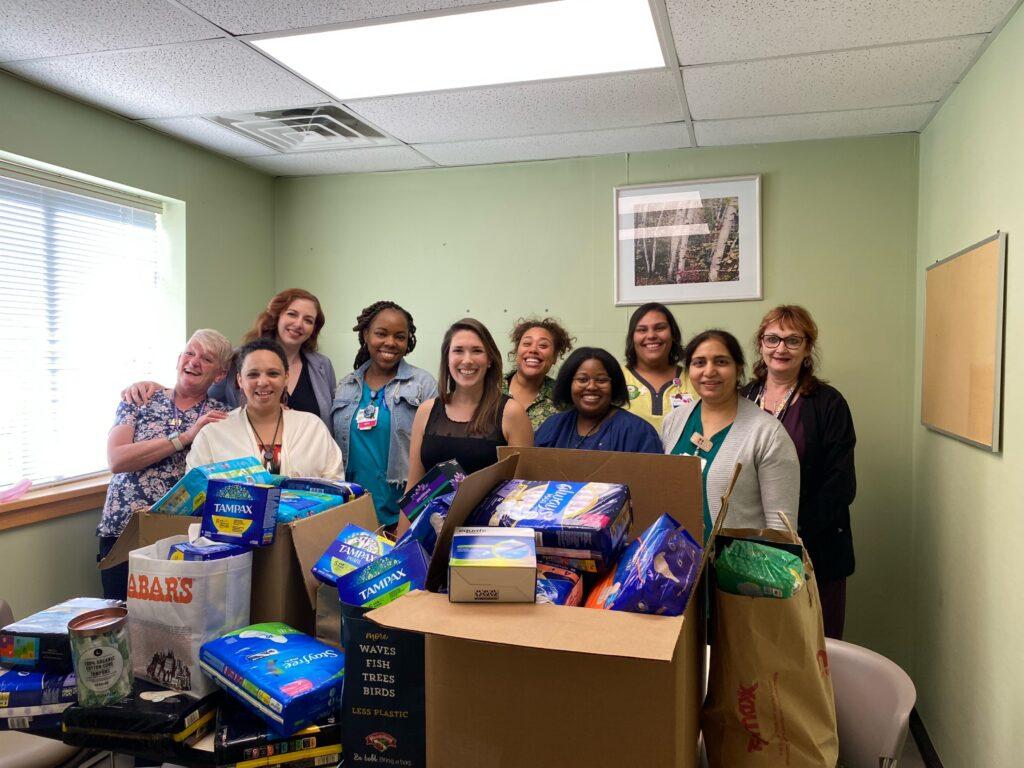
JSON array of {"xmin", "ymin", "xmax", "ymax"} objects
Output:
[
  {"xmin": 138, "ymin": 117, "xmax": 279, "ymax": 157},
  {"xmin": 683, "ymin": 36, "xmax": 984, "ymax": 120},
  {"xmin": 415, "ymin": 122, "xmax": 690, "ymax": 166},
  {"xmin": 0, "ymin": 0, "xmax": 223, "ymax": 62},
  {"xmin": 2, "ymin": 39, "xmax": 329, "ymax": 119},
  {"xmin": 346, "ymin": 70, "xmax": 682, "ymax": 144},
  {"xmin": 178, "ymin": 0, "xmax": 509, "ymax": 35},
  {"xmin": 667, "ymin": 0, "xmax": 1015, "ymax": 65},
  {"xmin": 239, "ymin": 145, "xmax": 435, "ymax": 176},
  {"xmin": 694, "ymin": 104, "xmax": 935, "ymax": 146}
]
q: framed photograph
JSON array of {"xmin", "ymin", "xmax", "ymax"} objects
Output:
[{"xmin": 614, "ymin": 174, "xmax": 761, "ymax": 305}]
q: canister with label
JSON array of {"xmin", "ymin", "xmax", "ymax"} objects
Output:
[{"xmin": 67, "ymin": 607, "xmax": 133, "ymax": 706}]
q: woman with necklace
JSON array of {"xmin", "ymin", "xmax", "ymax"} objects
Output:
[
  {"xmin": 741, "ymin": 306, "xmax": 856, "ymax": 639},
  {"xmin": 187, "ymin": 338, "xmax": 343, "ymax": 479},
  {"xmin": 332, "ymin": 301, "xmax": 437, "ymax": 528},
  {"xmin": 535, "ymin": 347, "xmax": 661, "ymax": 453},
  {"xmin": 622, "ymin": 302, "xmax": 697, "ymax": 433},
  {"xmin": 501, "ymin": 317, "xmax": 575, "ymax": 430},
  {"xmin": 662, "ymin": 329, "xmax": 799, "ymax": 542}
]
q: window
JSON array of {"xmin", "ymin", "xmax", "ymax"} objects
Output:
[{"xmin": 0, "ymin": 160, "xmax": 181, "ymax": 488}]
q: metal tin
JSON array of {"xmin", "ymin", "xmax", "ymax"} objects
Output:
[{"xmin": 68, "ymin": 606, "xmax": 132, "ymax": 706}]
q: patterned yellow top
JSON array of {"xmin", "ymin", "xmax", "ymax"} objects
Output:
[{"xmin": 621, "ymin": 365, "xmax": 698, "ymax": 436}]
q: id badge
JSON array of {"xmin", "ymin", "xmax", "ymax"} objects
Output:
[
  {"xmin": 669, "ymin": 391, "xmax": 693, "ymax": 409},
  {"xmin": 356, "ymin": 404, "xmax": 378, "ymax": 430}
]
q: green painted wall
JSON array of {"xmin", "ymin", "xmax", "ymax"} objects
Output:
[
  {"xmin": 915, "ymin": 6, "xmax": 1024, "ymax": 766},
  {"xmin": 274, "ymin": 135, "xmax": 920, "ymax": 664},
  {"xmin": 0, "ymin": 71, "xmax": 275, "ymax": 617}
]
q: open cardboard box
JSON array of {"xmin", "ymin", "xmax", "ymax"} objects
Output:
[
  {"xmin": 100, "ymin": 494, "xmax": 403, "ymax": 634},
  {"xmin": 367, "ymin": 447, "xmax": 706, "ymax": 768}
]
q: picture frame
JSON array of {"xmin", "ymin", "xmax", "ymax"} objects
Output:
[{"xmin": 613, "ymin": 174, "xmax": 762, "ymax": 305}]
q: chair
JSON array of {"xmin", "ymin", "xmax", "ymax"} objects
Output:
[{"xmin": 826, "ymin": 637, "xmax": 917, "ymax": 768}]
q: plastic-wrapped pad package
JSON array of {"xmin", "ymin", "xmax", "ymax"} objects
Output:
[
  {"xmin": 199, "ymin": 623, "xmax": 344, "ymax": 736},
  {"xmin": 169, "ymin": 538, "xmax": 249, "ymax": 561},
  {"xmin": 0, "ymin": 597, "xmax": 122, "ymax": 671},
  {"xmin": 214, "ymin": 698, "xmax": 341, "ymax": 766},
  {"xmin": 336, "ymin": 540, "xmax": 430, "ymax": 609},
  {"xmin": 0, "ymin": 667, "xmax": 76, "ymax": 731},
  {"xmin": 280, "ymin": 477, "xmax": 364, "ymax": 501},
  {"xmin": 277, "ymin": 489, "xmax": 347, "ymax": 525},
  {"xmin": 469, "ymin": 480, "xmax": 632, "ymax": 572},
  {"xmin": 399, "ymin": 459, "xmax": 464, "ymax": 522},
  {"xmin": 311, "ymin": 523, "xmax": 394, "ymax": 587},
  {"xmin": 715, "ymin": 539, "xmax": 805, "ymax": 598},
  {"xmin": 201, "ymin": 480, "xmax": 280, "ymax": 547},
  {"xmin": 151, "ymin": 457, "xmax": 274, "ymax": 516},
  {"xmin": 535, "ymin": 560, "xmax": 583, "ymax": 606},
  {"xmin": 586, "ymin": 513, "xmax": 702, "ymax": 616},
  {"xmin": 396, "ymin": 491, "xmax": 453, "ymax": 557}
]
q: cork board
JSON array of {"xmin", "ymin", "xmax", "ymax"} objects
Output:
[{"xmin": 922, "ymin": 232, "xmax": 1006, "ymax": 451}]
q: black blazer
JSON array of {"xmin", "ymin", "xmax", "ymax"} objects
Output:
[{"xmin": 740, "ymin": 382, "xmax": 857, "ymax": 582}]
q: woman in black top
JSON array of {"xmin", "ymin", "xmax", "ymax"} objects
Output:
[
  {"xmin": 741, "ymin": 305, "xmax": 856, "ymax": 639},
  {"xmin": 407, "ymin": 318, "xmax": 533, "ymax": 483}
]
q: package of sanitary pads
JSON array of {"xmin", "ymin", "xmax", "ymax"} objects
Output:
[
  {"xmin": 151, "ymin": 457, "xmax": 274, "ymax": 516},
  {"xmin": 1, "ymin": 598, "xmax": 123, "ymax": 672}
]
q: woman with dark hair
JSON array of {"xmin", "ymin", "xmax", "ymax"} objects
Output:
[
  {"xmin": 406, "ymin": 318, "xmax": 533, "ymax": 484},
  {"xmin": 622, "ymin": 302, "xmax": 696, "ymax": 433},
  {"xmin": 661, "ymin": 329, "xmax": 798, "ymax": 541},
  {"xmin": 535, "ymin": 348, "xmax": 661, "ymax": 453},
  {"xmin": 122, "ymin": 288, "xmax": 337, "ymax": 425},
  {"xmin": 740, "ymin": 305, "xmax": 856, "ymax": 639},
  {"xmin": 187, "ymin": 338, "xmax": 344, "ymax": 479},
  {"xmin": 332, "ymin": 301, "xmax": 437, "ymax": 526},
  {"xmin": 502, "ymin": 317, "xmax": 575, "ymax": 429}
]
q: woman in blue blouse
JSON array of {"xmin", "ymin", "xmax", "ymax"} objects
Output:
[
  {"xmin": 332, "ymin": 301, "xmax": 437, "ymax": 528},
  {"xmin": 535, "ymin": 347, "xmax": 662, "ymax": 453}
]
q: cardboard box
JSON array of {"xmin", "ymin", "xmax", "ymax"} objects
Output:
[
  {"xmin": 368, "ymin": 447, "xmax": 705, "ymax": 768},
  {"xmin": 448, "ymin": 526, "xmax": 537, "ymax": 603},
  {"xmin": 100, "ymin": 494, "xmax": 385, "ymax": 634}
]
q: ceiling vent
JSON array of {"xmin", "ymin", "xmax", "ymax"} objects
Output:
[{"xmin": 210, "ymin": 105, "xmax": 389, "ymax": 153}]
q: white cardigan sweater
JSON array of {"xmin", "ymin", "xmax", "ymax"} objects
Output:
[
  {"xmin": 661, "ymin": 396, "xmax": 799, "ymax": 533},
  {"xmin": 186, "ymin": 407, "xmax": 344, "ymax": 480}
]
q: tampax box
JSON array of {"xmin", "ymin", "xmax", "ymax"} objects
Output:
[
  {"xmin": 151, "ymin": 457, "xmax": 274, "ymax": 516},
  {"xmin": 310, "ymin": 523, "xmax": 394, "ymax": 587},
  {"xmin": 101, "ymin": 494, "xmax": 401, "ymax": 634},
  {"xmin": 448, "ymin": 526, "xmax": 537, "ymax": 603},
  {"xmin": 201, "ymin": 480, "xmax": 280, "ymax": 547},
  {"xmin": 368, "ymin": 447, "xmax": 706, "ymax": 768}
]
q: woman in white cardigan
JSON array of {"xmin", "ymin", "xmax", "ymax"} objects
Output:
[
  {"xmin": 187, "ymin": 337, "xmax": 344, "ymax": 479},
  {"xmin": 662, "ymin": 329, "xmax": 798, "ymax": 539}
]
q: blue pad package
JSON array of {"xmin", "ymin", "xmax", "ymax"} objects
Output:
[
  {"xmin": 396, "ymin": 491, "xmax": 454, "ymax": 557},
  {"xmin": 0, "ymin": 667, "xmax": 77, "ymax": 732},
  {"xmin": 199, "ymin": 623, "xmax": 344, "ymax": 737},
  {"xmin": 586, "ymin": 513, "xmax": 702, "ymax": 616},
  {"xmin": 280, "ymin": 478, "xmax": 365, "ymax": 501}
]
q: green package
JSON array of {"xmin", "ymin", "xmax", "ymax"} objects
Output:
[{"xmin": 715, "ymin": 540, "xmax": 805, "ymax": 599}]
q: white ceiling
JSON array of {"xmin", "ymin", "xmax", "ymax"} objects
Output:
[{"xmin": 1, "ymin": 0, "xmax": 1019, "ymax": 177}]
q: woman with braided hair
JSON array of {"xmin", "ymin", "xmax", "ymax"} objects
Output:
[{"xmin": 332, "ymin": 301, "xmax": 437, "ymax": 527}]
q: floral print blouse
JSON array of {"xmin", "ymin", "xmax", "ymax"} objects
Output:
[
  {"xmin": 502, "ymin": 372, "xmax": 558, "ymax": 431},
  {"xmin": 97, "ymin": 390, "xmax": 227, "ymax": 537}
]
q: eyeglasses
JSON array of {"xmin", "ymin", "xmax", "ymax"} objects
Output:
[
  {"xmin": 573, "ymin": 375, "xmax": 612, "ymax": 387},
  {"xmin": 761, "ymin": 334, "xmax": 806, "ymax": 350}
]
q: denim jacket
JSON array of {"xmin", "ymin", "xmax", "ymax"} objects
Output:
[{"xmin": 331, "ymin": 359, "xmax": 438, "ymax": 486}]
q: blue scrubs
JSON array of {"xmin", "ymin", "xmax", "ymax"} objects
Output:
[{"xmin": 346, "ymin": 383, "xmax": 403, "ymax": 526}]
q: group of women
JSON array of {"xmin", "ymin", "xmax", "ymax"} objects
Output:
[{"xmin": 101, "ymin": 291, "xmax": 856, "ymax": 639}]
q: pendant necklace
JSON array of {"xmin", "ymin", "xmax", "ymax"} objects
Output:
[
  {"xmin": 572, "ymin": 411, "xmax": 610, "ymax": 449},
  {"xmin": 246, "ymin": 407, "xmax": 283, "ymax": 473},
  {"xmin": 757, "ymin": 383, "xmax": 796, "ymax": 420}
]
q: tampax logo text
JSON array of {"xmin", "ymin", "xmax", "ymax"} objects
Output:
[
  {"xmin": 737, "ymin": 682, "xmax": 768, "ymax": 753},
  {"xmin": 128, "ymin": 574, "xmax": 194, "ymax": 603}
]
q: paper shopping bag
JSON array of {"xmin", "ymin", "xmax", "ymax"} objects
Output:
[{"xmin": 702, "ymin": 464, "xmax": 838, "ymax": 768}]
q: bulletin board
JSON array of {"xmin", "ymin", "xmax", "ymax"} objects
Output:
[{"xmin": 921, "ymin": 232, "xmax": 1007, "ymax": 451}]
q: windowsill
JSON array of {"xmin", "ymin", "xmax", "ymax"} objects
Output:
[{"xmin": 0, "ymin": 474, "xmax": 110, "ymax": 532}]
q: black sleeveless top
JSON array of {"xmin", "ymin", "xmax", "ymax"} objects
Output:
[
  {"xmin": 420, "ymin": 395, "xmax": 509, "ymax": 476},
  {"xmin": 286, "ymin": 352, "xmax": 318, "ymax": 416}
]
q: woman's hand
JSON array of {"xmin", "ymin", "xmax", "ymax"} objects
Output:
[
  {"xmin": 121, "ymin": 380, "xmax": 162, "ymax": 406},
  {"xmin": 182, "ymin": 410, "xmax": 228, "ymax": 446}
]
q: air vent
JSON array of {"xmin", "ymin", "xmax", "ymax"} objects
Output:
[{"xmin": 210, "ymin": 105, "xmax": 389, "ymax": 153}]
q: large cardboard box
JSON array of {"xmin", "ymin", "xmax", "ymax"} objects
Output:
[
  {"xmin": 368, "ymin": 447, "xmax": 705, "ymax": 768},
  {"xmin": 100, "ymin": 495, "xmax": 382, "ymax": 634}
]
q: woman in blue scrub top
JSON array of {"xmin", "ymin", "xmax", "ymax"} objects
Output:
[{"xmin": 332, "ymin": 301, "xmax": 437, "ymax": 528}]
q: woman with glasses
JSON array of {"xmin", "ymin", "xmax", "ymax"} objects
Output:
[
  {"xmin": 535, "ymin": 347, "xmax": 662, "ymax": 453},
  {"xmin": 741, "ymin": 305, "xmax": 856, "ymax": 639}
]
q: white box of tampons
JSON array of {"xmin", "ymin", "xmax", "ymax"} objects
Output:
[{"xmin": 448, "ymin": 527, "xmax": 537, "ymax": 603}]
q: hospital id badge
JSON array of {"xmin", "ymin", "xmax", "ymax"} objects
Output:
[
  {"xmin": 356, "ymin": 403, "xmax": 378, "ymax": 430},
  {"xmin": 669, "ymin": 391, "xmax": 693, "ymax": 409}
]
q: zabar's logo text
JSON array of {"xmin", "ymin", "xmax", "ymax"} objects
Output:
[
  {"xmin": 737, "ymin": 682, "xmax": 768, "ymax": 753},
  {"xmin": 128, "ymin": 574, "xmax": 193, "ymax": 603}
]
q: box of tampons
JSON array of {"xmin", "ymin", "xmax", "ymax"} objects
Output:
[{"xmin": 448, "ymin": 527, "xmax": 537, "ymax": 603}]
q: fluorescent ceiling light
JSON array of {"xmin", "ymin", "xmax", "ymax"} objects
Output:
[{"xmin": 251, "ymin": 0, "xmax": 665, "ymax": 101}]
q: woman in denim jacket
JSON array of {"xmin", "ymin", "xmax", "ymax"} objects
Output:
[{"xmin": 332, "ymin": 301, "xmax": 437, "ymax": 527}]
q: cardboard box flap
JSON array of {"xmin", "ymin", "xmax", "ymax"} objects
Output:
[
  {"xmin": 368, "ymin": 590, "xmax": 684, "ymax": 662},
  {"xmin": 99, "ymin": 510, "xmax": 194, "ymax": 570}
]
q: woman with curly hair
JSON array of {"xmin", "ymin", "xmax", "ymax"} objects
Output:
[
  {"xmin": 332, "ymin": 301, "xmax": 437, "ymax": 526},
  {"xmin": 501, "ymin": 317, "xmax": 575, "ymax": 430}
]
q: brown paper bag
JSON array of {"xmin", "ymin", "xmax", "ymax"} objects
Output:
[{"xmin": 702, "ymin": 465, "xmax": 838, "ymax": 768}]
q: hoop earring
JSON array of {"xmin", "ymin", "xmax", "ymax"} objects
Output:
[{"xmin": 803, "ymin": 358, "xmax": 811, "ymax": 368}]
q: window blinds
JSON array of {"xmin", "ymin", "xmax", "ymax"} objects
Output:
[{"xmin": 0, "ymin": 167, "xmax": 178, "ymax": 488}]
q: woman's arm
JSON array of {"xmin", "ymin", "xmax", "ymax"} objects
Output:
[
  {"xmin": 404, "ymin": 399, "xmax": 433, "ymax": 492},
  {"xmin": 107, "ymin": 423, "xmax": 176, "ymax": 474},
  {"xmin": 120, "ymin": 381, "xmax": 163, "ymax": 406},
  {"xmin": 502, "ymin": 399, "xmax": 534, "ymax": 448},
  {"xmin": 757, "ymin": 423, "xmax": 801, "ymax": 533}
]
